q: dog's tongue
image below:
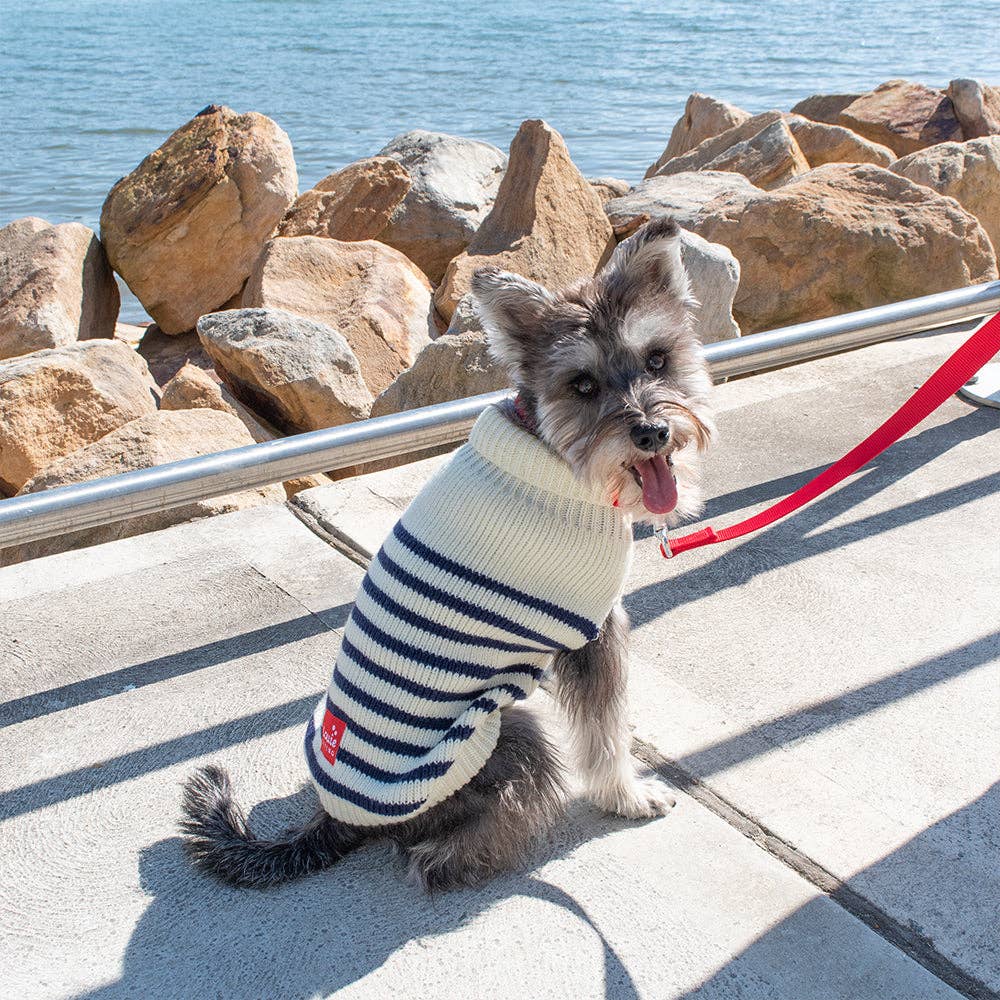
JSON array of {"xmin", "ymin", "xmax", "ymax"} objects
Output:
[{"xmin": 634, "ymin": 456, "xmax": 678, "ymax": 514}]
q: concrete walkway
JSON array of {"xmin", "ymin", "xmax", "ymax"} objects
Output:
[{"xmin": 1, "ymin": 325, "xmax": 997, "ymax": 1000}]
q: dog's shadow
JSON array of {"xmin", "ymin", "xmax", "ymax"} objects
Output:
[{"xmin": 77, "ymin": 791, "xmax": 645, "ymax": 1000}]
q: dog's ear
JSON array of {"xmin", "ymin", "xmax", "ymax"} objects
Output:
[
  {"xmin": 470, "ymin": 267, "xmax": 556, "ymax": 380},
  {"xmin": 596, "ymin": 217, "xmax": 696, "ymax": 316}
]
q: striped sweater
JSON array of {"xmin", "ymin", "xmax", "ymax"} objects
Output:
[{"xmin": 304, "ymin": 404, "xmax": 634, "ymax": 826}]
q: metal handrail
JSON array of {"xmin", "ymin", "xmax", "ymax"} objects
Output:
[{"xmin": 2, "ymin": 280, "xmax": 998, "ymax": 551}]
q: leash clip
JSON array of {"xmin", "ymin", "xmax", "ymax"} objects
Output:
[{"xmin": 655, "ymin": 525, "xmax": 673, "ymax": 559}]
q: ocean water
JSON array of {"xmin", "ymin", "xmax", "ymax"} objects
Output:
[{"xmin": 2, "ymin": 0, "xmax": 998, "ymax": 322}]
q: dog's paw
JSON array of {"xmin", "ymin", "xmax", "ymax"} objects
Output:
[{"xmin": 591, "ymin": 776, "xmax": 676, "ymax": 820}]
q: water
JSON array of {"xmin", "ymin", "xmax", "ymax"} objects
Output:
[{"xmin": 2, "ymin": 0, "xmax": 998, "ymax": 322}]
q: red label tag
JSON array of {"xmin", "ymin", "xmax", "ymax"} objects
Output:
[{"xmin": 320, "ymin": 709, "xmax": 347, "ymax": 766}]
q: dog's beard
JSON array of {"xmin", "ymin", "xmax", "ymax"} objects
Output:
[{"xmin": 535, "ymin": 396, "xmax": 712, "ymax": 526}]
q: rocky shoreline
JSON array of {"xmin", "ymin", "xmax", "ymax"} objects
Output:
[{"xmin": 1, "ymin": 77, "xmax": 997, "ymax": 563}]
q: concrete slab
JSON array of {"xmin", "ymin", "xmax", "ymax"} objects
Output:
[
  {"xmin": 287, "ymin": 324, "xmax": 1000, "ymax": 996},
  {"xmin": 0, "ymin": 509, "xmax": 955, "ymax": 999}
]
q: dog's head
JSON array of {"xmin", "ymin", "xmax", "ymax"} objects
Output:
[{"xmin": 471, "ymin": 217, "xmax": 714, "ymax": 524}]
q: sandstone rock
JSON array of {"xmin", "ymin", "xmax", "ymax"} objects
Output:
[
  {"xmin": 785, "ymin": 115, "xmax": 894, "ymax": 167},
  {"xmin": 890, "ymin": 137, "xmax": 1000, "ymax": 253},
  {"xmin": 136, "ymin": 324, "xmax": 215, "ymax": 387},
  {"xmin": 947, "ymin": 79, "xmax": 1000, "ymax": 139},
  {"xmin": 605, "ymin": 171, "xmax": 760, "ymax": 232},
  {"xmin": 789, "ymin": 93, "xmax": 862, "ymax": 125},
  {"xmin": 376, "ymin": 131, "xmax": 507, "ymax": 283},
  {"xmin": 197, "ymin": 307, "xmax": 373, "ymax": 434},
  {"xmin": 242, "ymin": 236, "xmax": 433, "ymax": 395},
  {"xmin": 0, "ymin": 339, "xmax": 157, "ymax": 496},
  {"xmin": 588, "ymin": 177, "xmax": 631, "ymax": 201},
  {"xmin": 1, "ymin": 218, "xmax": 119, "ymax": 360},
  {"xmin": 647, "ymin": 110, "xmax": 785, "ymax": 177},
  {"xmin": 160, "ymin": 361, "xmax": 333, "ymax": 497},
  {"xmin": 100, "ymin": 104, "xmax": 298, "ymax": 334},
  {"xmin": 838, "ymin": 80, "xmax": 963, "ymax": 157},
  {"xmin": 677, "ymin": 230, "xmax": 741, "ymax": 343},
  {"xmin": 647, "ymin": 93, "xmax": 752, "ymax": 176},
  {"xmin": 687, "ymin": 163, "xmax": 997, "ymax": 333},
  {"xmin": 435, "ymin": 120, "xmax": 615, "ymax": 322},
  {"xmin": 113, "ymin": 322, "xmax": 147, "ymax": 348},
  {"xmin": 2, "ymin": 410, "xmax": 283, "ymax": 564},
  {"xmin": 693, "ymin": 119, "xmax": 809, "ymax": 189},
  {"xmin": 277, "ymin": 156, "xmax": 411, "ymax": 241}
]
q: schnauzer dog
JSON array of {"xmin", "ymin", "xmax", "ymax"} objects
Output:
[{"xmin": 181, "ymin": 217, "xmax": 714, "ymax": 891}]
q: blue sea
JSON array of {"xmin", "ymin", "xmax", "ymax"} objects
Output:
[{"xmin": 2, "ymin": 0, "xmax": 998, "ymax": 322}]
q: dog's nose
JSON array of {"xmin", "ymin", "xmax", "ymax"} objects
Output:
[{"xmin": 630, "ymin": 423, "xmax": 670, "ymax": 453}]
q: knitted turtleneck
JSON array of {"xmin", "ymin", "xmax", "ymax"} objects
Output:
[{"xmin": 304, "ymin": 404, "xmax": 634, "ymax": 827}]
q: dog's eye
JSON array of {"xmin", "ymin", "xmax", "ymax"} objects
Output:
[
  {"xmin": 571, "ymin": 374, "xmax": 598, "ymax": 397},
  {"xmin": 647, "ymin": 352, "xmax": 667, "ymax": 374}
]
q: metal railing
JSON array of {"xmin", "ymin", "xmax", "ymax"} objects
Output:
[{"xmin": 2, "ymin": 280, "xmax": 998, "ymax": 551}]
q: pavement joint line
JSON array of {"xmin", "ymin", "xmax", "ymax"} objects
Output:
[
  {"xmin": 632, "ymin": 737, "xmax": 998, "ymax": 1000},
  {"xmin": 287, "ymin": 499, "xmax": 371, "ymax": 569}
]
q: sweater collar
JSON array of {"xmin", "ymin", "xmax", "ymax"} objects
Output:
[{"xmin": 468, "ymin": 404, "xmax": 613, "ymax": 508}]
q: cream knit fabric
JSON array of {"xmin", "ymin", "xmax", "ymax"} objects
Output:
[{"xmin": 304, "ymin": 404, "xmax": 634, "ymax": 827}]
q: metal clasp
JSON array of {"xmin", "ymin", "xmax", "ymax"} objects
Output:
[{"xmin": 655, "ymin": 525, "xmax": 673, "ymax": 558}]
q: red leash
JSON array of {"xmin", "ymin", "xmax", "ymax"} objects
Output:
[{"xmin": 658, "ymin": 311, "xmax": 1000, "ymax": 559}]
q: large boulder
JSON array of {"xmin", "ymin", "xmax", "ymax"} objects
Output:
[
  {"xmin": 687, "ymin": 118, "xmax": 809, "ymax": 189},
  {"xmin": 646, "ymin": 93, "xmax": 752, "ymax": 176},
  {"xmin": 435, "ymin": 119, "xmax": 615, "ymax": 322},
  {"xmin": 677, "ymin": 230, "xmax": 741, "ymax": 343},
  {"xmin": 197, "ymin": 307, "xmax": 373, "ymax": 434},
  {"xmin": 784, "ymin": 116, "xmax": 894, "ymax": 167},
  {"xmin": 686, "ymin": 163, "xmax": 997, "ymax": 333},
  {"xmin": 605, "ymin": 171, "xmax": 760, "ymax": 232},
  {"xmin": 646, "ymin": 111, "xmax": 783, "ymax": 177},
  {"xmin": 2, "ymin": 410, "xmax": 283, "ymax": 565},
  {"xmin": 242, "ymin": 236, "xmax": 433, "ymax": 395},
  {"xmin": 789, "ymin": 93, "xmax": 863, "ymax": 125},
  {"xmin": 837, "ymin": 80, "xmax": 963, "ymax": 157},
  {"xmin": 277, "ymin": 156, "xmax": 411, "ymax": 241},
  {"xmin": 376, "ymin": 131, "xmax": 507, "ymax": 283},
  {"xmin": 890, "ymin": 137, "xmax": 1000, "ymax": 253},
  {"xmin": 0, "ymin": 339, "xmax": 157, "ymax": 496},
  {"xmin": 947, "ymin": 79, "xmax": 1000, "ymax": 139},
  {"xmin": 1, "ymin": 218, "xmax": 119, "ymax": 360},
  {"xmin": 100, "ymin": 105, "xmax": 298, "ymax": 334}
]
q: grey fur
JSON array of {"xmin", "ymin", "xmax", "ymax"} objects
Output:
[{"xmin": 180, "ymin": 218, "xmax": 707, "ymax": 892}]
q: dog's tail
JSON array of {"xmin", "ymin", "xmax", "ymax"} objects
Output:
[{"xmin": 179, "ymin": 764, "xmax": 366, "ymax": 889}]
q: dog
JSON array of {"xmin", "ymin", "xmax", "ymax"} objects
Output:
[{"xmin": 180, "ymin": 217, "xmax": 714, "ymax": 891}]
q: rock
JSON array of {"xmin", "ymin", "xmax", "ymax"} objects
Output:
[
  {"xmin": 785, "ymin": 115, "xmax": 894, "ymax": 167},
  {"xmin": 241, "ymin": 236, "xmax": 433, "ymax": 395},
  {"xmin": 435, "ymin": 119, "xmax": 615, "ymax": 323},
  {"xmin": 113, "ymin": 322, "xmax": 147, "ymax": 348},
  {"xmin": 376, "ymin": 131, "xmax": 507, "ymax": 283},
  {"xmin": 789, "ymin": 93, "xmax": 862, "ymax": 125},
  {"xmin": 196, "ymin": 307, "xmax": 373, "ymax": 434},
  {"xmin": 691, "ymin": 118, "xmax": 810, "ymax": 190},
  {"xmin": 100, "ymin": 104, "xmax": 298, "ymax": 334},
  {"xmin": 646, "ymin": 110, "xmax": 785, "ymax": 177},
  {"xmin": 677, "ymin": 230, "xmax": 741, "ymax": 343},
  {"xmin": 160, "ymin": 361, "xmax": 334, "ymax": 498},
  {"xmin": 0, "ymin": 339, "xmax": 158, "ymax": 496},
  {"xmin": 605, "ymin": 171, "xmax": 760, "ymax": 232},
  {"xmin": 136, "ymin": 324, "xmax": 215, "ymax": 387},
  {"xmin": 2, "ymin": 410, "xmax": 283, "ymax": 564},
  {"xmin": 1, "ymin": 218, "xmax": 119, "ymax": 360},
  {"xmin": 647, "ymin": 93, "xmax": 752, "ymax": 176},
  {"xmin": 890, "ymin": 137, "xmax": 1000, "ymax": 253},
  {"xmin": 838, "ymin": 80, "xmax": 963, "ymax": 157},
  {"xmin": 686, "ymin": 163, "xmax": 997, "ymax": 333},
  {"xmin": 947, "ymin": 79, "xmax": 1000, "ymax": 139},
  {"xmin": 277, "ymin": 157, "xmax": 411, "ymax": 241},
  {"xmin": 588, "ymin": 177, "xmax": 631, "ymax": 201}
]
